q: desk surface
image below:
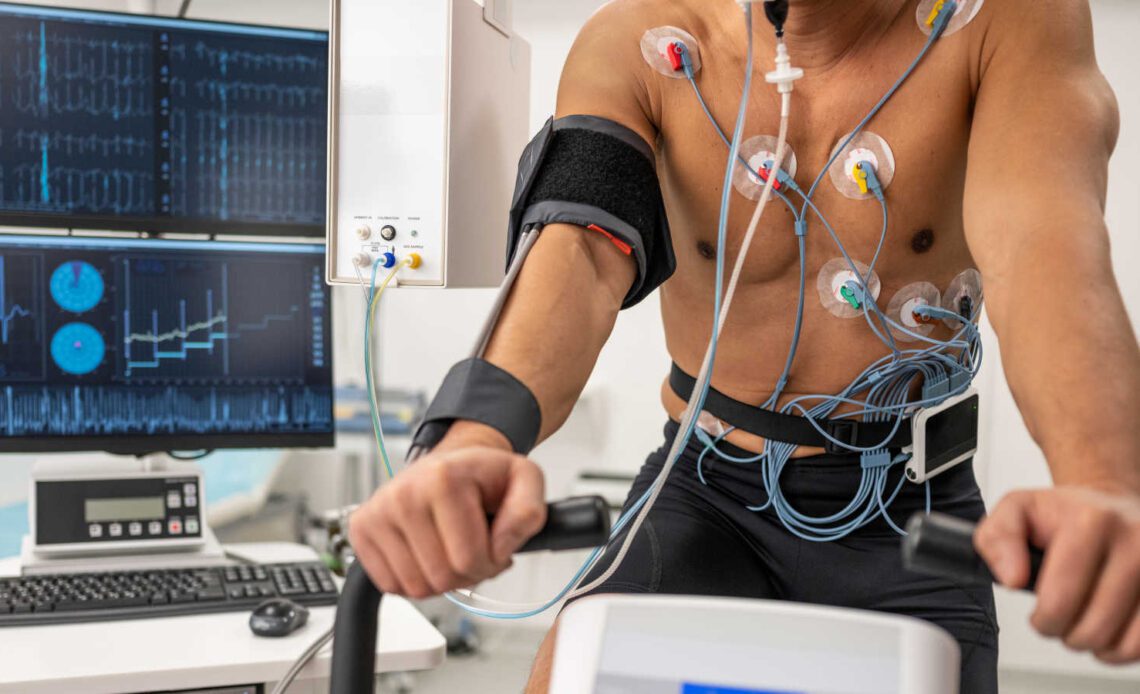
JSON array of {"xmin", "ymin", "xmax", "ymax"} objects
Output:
[{"xmin": 0, "ymin": 542, "xmax": 446, "ymax": 694}]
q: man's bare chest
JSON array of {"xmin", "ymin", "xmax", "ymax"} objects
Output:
[{"xmin": 653, "ymin": 35, "xmax": 977, "ymax": 288}]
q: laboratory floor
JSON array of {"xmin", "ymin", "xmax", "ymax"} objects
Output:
[{"xmin": 377, "ymin": 623, "xmax": 1140, "ymax": 694}]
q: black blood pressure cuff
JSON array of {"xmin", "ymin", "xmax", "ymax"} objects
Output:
[
  {"xmin": 411, "ymin": 358, "xmax": 542, "ymax": 455},
  {"xmin": 508, "ymin": 115, "xmax": 675, "ymax": 309}
]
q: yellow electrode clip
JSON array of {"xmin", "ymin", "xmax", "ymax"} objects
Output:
[
  {"xmin": 925, "ymin": 0, "xmax": 946, "ymax": 28},
  {"xmin": 853, "ymin": 163, "xmax": 870, "ymax": 196}
]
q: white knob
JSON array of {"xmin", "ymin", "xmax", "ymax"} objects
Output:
[
  {"xmin": 356, "ymin": 225, "xmax": 372, "ymax": 240},
  {"xmin": 353, "ymin": 253, "xmax": 372, "ymax": 268}
]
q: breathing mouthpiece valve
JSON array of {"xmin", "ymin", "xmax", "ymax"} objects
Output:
[
  {"xmin": 764, "ymin": 0, "xmax": 790, "ymax": 37},
  {"xmin": 765, "ymin": 41, "xmax": 804, "ymax": 94}
]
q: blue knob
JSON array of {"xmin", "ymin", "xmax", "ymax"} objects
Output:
[{"xmin": 380, "ymin": 252, "xmax": 397, "ymax": 269}]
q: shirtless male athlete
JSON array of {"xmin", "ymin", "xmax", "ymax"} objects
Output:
[{"xmin": 348, "ymin": 1, "xmax": 1140, "ymax": 691}]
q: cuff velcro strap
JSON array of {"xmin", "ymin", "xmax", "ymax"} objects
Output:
[
  {"xmin": 413, "ymin": 359, "xmax": 542, "ymax": 455},
  {"xmin": 507, "ymin": 115, "xmax": 675, "ymax": 309}
]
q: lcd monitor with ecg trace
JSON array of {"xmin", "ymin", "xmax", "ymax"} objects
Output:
[
  {"xmin": 0, "ymin": 2, "xmax": 328, "ymax": 236},
  {"xmin": 0, "ymin": 234, "xmax": 334, "ymax": 454}
]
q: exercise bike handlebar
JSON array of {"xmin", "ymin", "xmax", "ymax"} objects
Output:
[
  {"xmin": 329, "ymin": 507, "xmax": 1039, "ymax": 694},
  {"xmin": 329, "ymin": 496, "xmax": 611, "ymax": 694},
  {"xmin": 902, "ymin": 511, "xmax": 1044, "ymax": 591}
]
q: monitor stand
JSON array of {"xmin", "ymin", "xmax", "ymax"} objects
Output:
[{"xmin": 18, "ymin": 454, "xmax": 228, "ymax": 576}]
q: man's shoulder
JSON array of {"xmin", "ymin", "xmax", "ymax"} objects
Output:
[
  {"xmin": 579, "ymin": 0, "xmax": 706, "ymax": 39},
  {"xmin": 977, "ymin": 0, "xmax": 1094, "ymax": 55}
]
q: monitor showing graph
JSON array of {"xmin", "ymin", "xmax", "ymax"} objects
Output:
[
  {"xmin": 0, "ymin": 234, "xmax": 334, "ymax": 453},
  {"xmin": 0, "ymin": 3, "xmax": 327, "ymax": 236}
]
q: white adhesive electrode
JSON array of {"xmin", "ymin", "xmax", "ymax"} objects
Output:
[
  {"xmin": 640, "ymin": 27, "xmax": 701, "ymax": 78},
  {"xmin": 940, "ymin": 268, "xmax": 983, "ymax": 329},
  {"xmin": 732, "ymin": 135, "xmax": 798, "ymax": 202},
  {"xmin": 886, "ymin": 282, "xmax": 942, "ymax": 342},
  {"xmin": 828, "ymin": 131, "xmax": 896, "ymax": 200},
  {"xmin": 817, "ymin": 258, "xmax": 883, "ymax": 319},
  {"xmin": 916, "ymin": 0, "xmax": 985, "ymax": 38}
]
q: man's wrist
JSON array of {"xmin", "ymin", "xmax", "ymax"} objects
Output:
[{"xmin": 431, "ymin": 420, "xmax": 514, "ymax": 455}]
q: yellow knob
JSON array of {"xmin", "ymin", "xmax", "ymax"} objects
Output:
[{"xmin": 407, "ymin": 253, "xmax": 423, "ymax": 270}]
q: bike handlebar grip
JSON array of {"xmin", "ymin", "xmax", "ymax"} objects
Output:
[
  {"xmin": 903, "ymin": 512, "xmax": 1043, "ymax": 591},
  {"xmin": 515, "ymin": 496, "xmax": 612, "ymax": 553},
  {"xmin": 329, "ymin": 562, "xmax": 382, "ymax": 694},
  {"xmin": 330, "ymin": 496, "xmax": 611, "ymax": 693}
]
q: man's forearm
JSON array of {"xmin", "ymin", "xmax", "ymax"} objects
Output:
[
  {"xmin": 989, "ymin": 223, "xmax": 1140, "ymax": 491},
  {"xmin": 437, "ymin": 223, "xmax": 635, "ymax": 453}
]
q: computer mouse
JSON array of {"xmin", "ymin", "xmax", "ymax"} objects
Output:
[{"xmin": 249, "ymin": 598, "xmax": 309, "ymax": 637}]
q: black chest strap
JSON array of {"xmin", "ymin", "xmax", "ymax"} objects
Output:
[{"xmin": 669, "ymin": 364, "xmax": 912, "ymax": 455}]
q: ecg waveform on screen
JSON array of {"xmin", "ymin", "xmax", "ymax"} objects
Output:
[
  {"xmin": 0, "ymin": 13, "xmax": 326, "ymax": 228},
  {"xmin": 9, "ymin": 25, "xmax": 152, "ymax": 119},
  {"xmin": 168, "ymin": 39, "xmax": 326, "ymax": 225},
  {"xmin": 0, "ymin": 252, "xmax": 34, "ymax": 341},
  {"xmin": 0, "ymin": 253, "xmax": 44, "ymax": 381},
  {"xmin": 0, "ymin": 19, "xmax": 156, "ymax": 215},
  {"xmin": 0, "ymin": 384, "xmax": 333, "ymax": 437},
  {"xmin": 0, "ymin": 128, "xmax": 154, "ymax": 213}
]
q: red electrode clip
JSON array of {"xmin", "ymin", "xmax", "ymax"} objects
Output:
[
  {"xmin": 756, "ymin": 165, "xmax": 784, "ymax": 192},
  {"xmin": 665, "ymin": 42, "xmax": 684, "ymax": 72},
  {"xmin": 587, "ymin": 224, "xmax": 633, "ymax": 256}
]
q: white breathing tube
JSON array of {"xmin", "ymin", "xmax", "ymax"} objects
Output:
[{"xmin": 568, "ymin": 59, "xmax": 795, "ymax": 603}]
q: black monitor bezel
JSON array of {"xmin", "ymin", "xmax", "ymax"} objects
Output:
[
  {"xmin": 0, "ymin": 2, "xmax": 330, "ymax": 238},
  {"xmin": 0, "ymin": 233, "xmax": 336, "ymax": 455},
  {"xmin": 0, "ymin": 431, "xmax": 335, "ymax": 456}
]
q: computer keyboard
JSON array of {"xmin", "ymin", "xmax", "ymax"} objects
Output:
[{"xmin": 0, "ymin": 562, "xmax": 339, "ymax": 627}]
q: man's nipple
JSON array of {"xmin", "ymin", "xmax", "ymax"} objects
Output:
[{"xmin": 911, "ymin": 228, "xmax": 935, "ymax": 254}]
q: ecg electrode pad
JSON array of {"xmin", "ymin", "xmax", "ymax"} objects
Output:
[
  {"xmin": 828, "ymin": 132, "xmax": 896, "ymax": 200},
  {"xmin": 817, "ymin": 258, "xmax": 883, "ymax": 319},
  {"xmin": 640, "ymin": 27, "xmax": 701, "ymax": 78},
  {"xmin": 916, "ymin": 0, "xmax": 985, "ymax": 38},
  {"xmin": 887, "ymin": 282, "xmax": 942, "ymax": 342},
  {"xmin": 941, "ymin": 268, "xmax": 983, "ymax": 328},
  {"xmin": 732, "ymin": 136, "xmax": 799, "ymax": 202}
]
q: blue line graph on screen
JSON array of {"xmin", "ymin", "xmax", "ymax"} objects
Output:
[
  {"xmin": 121, "ymin": 257, "xmax": 305, "ymax": 379},
  {"xmin": 50, "ymin": 322, "xmax": 105, "ymax": 375}
]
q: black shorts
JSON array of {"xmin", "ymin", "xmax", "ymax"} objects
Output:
[{"xmin": 572, "ymin": 420, "xmax": 998, "ymax": 694}]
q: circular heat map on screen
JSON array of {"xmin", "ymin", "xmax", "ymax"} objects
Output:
[
  {"xmin": 50, "ymin": 260, "xmax": 104, "ymax": 313},
  {"xmin": 51, "ymin": 322, "xmax": 105, "ymax": 375}
]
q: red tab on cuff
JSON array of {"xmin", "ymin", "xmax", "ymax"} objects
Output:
[{"xmin": 587, "ymin": 224, "xmax": 634, "ymax": 256}]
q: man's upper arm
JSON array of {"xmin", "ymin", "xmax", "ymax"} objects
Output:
[
  {"xmin": 530, "ymin": 3, "xmax": 662, "ymax": 301},
  {"xmin": 963, "ymin": 0, "xmax": 1119, "ymax": 325},
  {"xmin": 555, "ymin": 4, "xmax": 660, "ymax": 150}
]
